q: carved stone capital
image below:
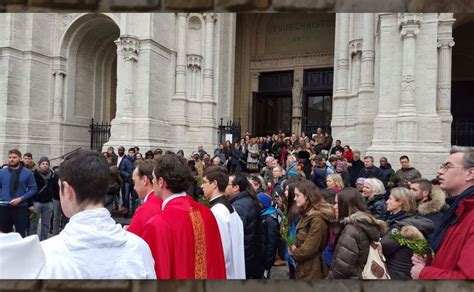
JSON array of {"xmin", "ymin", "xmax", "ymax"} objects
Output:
[
  {"xmin": 203, "ymin": 13, "xmax": 217, "ymax": 23},
  {"xmin": 349, "ymin": 39, "xmax": 363, "ymax": 58},
  {"xmin": 115, "ymin": 35, "xmax": 140, "ymax": 62},
  {"xmin": 399, "ymin": 13, "xmax": 421, "ymax": 39},
  {"xmin": 187, "ymin": 54, "xmax": 203, "ymax": 70},
  {"xmin": 437, "ymin": 39, "xmax": 455, "ymax": 48}
]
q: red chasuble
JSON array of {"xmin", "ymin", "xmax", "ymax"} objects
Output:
[
  {"xmin": 127, "ymin": 192, "xmax": 163, "ymax": 237},
  {"xmin": 142, "ymin": 196, "xmax": 226, "ymax": 279}
]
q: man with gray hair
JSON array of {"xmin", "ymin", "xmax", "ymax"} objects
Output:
[
  {"xmin": 260, "ymin": 156, "xmax": 275, "ymax": 184},
  {"xmin": 412, "ymin": 146, "xmax": 474, "ymax": 279}
]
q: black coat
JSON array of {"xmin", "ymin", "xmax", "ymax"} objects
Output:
[
  {"xmin": 366, "ymin": 194, "xmax": 388, "ymax": 221},
  {"xmin": 358, "ymin": 166, "xmax": 384, "ymax": 181},
  {"xmin": 260, "ymin": 209, "xmax": 280, "ymax": 272},
  {"xmin": 230, "ymin": 191, "xmax": 262, "ymax": 279},
  {"xmin": 33, "ymin": 170, "xmax": 58, "ymax": 203},
  {"xmin": 349, "ymin": 159, "xmax": 364, "ymax": 187},
  {"xmin": 379, "ymin": 164, "xmax": 394, "ymax": 187},
  {"xmin": 381, "ymin": 213, "xmax": 435, "ymax": 279}
]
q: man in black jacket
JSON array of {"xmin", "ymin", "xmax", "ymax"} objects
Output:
[
  {"xmin": 225, "ymin": 173, "xmax": 262, "ymax": 279},
  {"xmin": 358, "ymin": 155, "xmax": 384, "ymax": 181},
  {"xmin": 349, "ymin": 150, "xmax": 364, "ymax": 187},
  {"xmin": 30, "ymin": 157, "xmax": 58, "ymax": 241}
]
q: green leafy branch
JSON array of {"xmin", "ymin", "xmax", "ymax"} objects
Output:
[{"xmin": 389, "ymin": 229, "xmax": 433, "ymax": 257}]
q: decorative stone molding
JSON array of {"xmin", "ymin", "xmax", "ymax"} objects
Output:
[
  {"xmin": 187, "ymin": 54, "xmax": 202, "ymax": 70},
  {"xmin": 398, "ymin": 13, "xmax": 421, "ymax": 39},
  {"xmin": 203, "ymin": 12, "xmax": 216, "ymax": 23},
  {"xmin": 188, "ymin": 15, "xmax": 202, "ymax": 30},
  {"xmin": 115, "ymin": 35, "xmax": 139, "ymax": 61},
  {"xmin": 349, "ymin": 39, "xmax": 362, "ymax": 56}
]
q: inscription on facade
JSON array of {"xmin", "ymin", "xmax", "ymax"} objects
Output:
[{"xmin": 265, "ymin": 14, "xmax": 335, "ymax": 54}]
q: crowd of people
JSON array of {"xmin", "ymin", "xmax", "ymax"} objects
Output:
[{"xmin": 0, "ymin": 129, "xmax": 473, "ymax": 279}]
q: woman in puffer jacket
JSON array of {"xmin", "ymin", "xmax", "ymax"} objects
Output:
[
  {"xmin": 381, "ymin": 187, "xmax": 434, "ymax": 279},
  {"xmin": 363, "ymin": 178, "xmax": 388, "ymax": 220},
  {"xmin": 328, "ymin": 188, "xmax": 388, "ymax": 279},
  {"xmin": 288, "ymin": 180, "xmax": 335, "ymax": 279}
]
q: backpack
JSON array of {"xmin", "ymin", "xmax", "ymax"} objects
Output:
[{"xmin": 361, "ymin": 241, "xmax": 391, "ymax": 279}]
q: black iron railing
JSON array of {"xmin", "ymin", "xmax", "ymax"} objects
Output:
[
  {"xmin": 452, "ymin": 120, "xmax": 474, "ymax": 147},
  {"xmin": 218, "ymin": 118, "xmax": 241, "ymax": 144},
  {"xmin": 89, "ymin": 118, "xmax": 111, "ymax": 152}
]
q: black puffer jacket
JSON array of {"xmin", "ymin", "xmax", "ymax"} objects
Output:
[
  {"xmin": 381, "ymin": 212, "xmax": 435, "ymax": 279},
  {"xmin": 328, "ymin": 211, "xmax": 387, "ymax": 279},
  {"xmin": 260, "ymin": 209, "xmax": 280, "ymax": 273},
  {"xmin": 230, "ymin": 191, "xmax": 262, "ymax": 279},
  {"xmin": 366, "ymin": 194, "xmax": 388, "ymax": 221}
]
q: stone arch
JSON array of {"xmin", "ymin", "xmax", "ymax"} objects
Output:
[
  {"xmin": 451, "ymin": 14, "xmax": 474, "ymax": 146},
  {"xmin": 60, "ymin": 13, "xmax": 120, "ymax": 123}
]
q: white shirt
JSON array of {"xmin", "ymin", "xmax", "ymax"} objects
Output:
[
  {"xmin": 161, "ymin": 192, "xmax": 187, "ymax": 210},
  {"xmin": 210, "ymin": 195, "xmax": 246, "ymax": 279},
  {"xmin": 117, "ymin": 155, "xmax": 124, "ymax": 167},
  {"xmin": 143, "ymin": 190, "xmax": 154, "ymax": 203},
  {"xmin": 41, "ymin": 208, "xmax": 156, "ymax": 279}
]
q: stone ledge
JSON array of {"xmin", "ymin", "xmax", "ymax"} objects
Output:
[
  {"xmin": 163, "ymin": 0, "xmax": 212, "ymax": 10},
  {"xmin": 110, "ymin": 0, "xmax": 160, "ymax": 11}
]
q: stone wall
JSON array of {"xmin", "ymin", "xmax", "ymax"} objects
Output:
[
  {"xmin": 1, "ymin": 0, "xmax": 474, "ymax": 12},
  {"xmin": 0, "ymin": 280, "xmax": 473, "ymax": 292}
]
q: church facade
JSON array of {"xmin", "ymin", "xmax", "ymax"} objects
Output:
[{"xmin": 0, "ymin": 13, "xmax": 472, "ymax": 177}]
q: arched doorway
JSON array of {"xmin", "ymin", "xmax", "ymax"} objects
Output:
[
  {"xmin": 60, "ymin": 14, "xmax": 120, "ymax": 124},
  {"xmin": 452, "ymin": 17, "xmax": 474, "ymax": 146}
]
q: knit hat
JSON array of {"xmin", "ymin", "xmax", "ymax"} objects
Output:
[
  {"xmin": 356, "ymin": 177, "xmax": 366, "ymax": 185},
  {"xmin": 257, "ymin": 193, "xmax": 272, "ymax": 209},
  {"xmin": 336, "ymin": 161, "xmax": 346, "ymax": 171},
  {"xmin": 38, "ymin": 156, "xmax": 50, "ymax": 165},
  {"xmin": 298, "ymin": 150, "xmax": 310, "ymax": 160}
]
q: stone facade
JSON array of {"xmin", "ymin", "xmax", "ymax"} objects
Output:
[
  {"xmin": 0, "ymin": 13, "xmax": 235, "ymax": 159},
  {"xmin": 0, "ymin": 12, "xmax": 469, "ymax": 178}
]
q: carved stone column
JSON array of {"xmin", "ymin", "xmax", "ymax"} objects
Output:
[
  {"xmin": 397, "ymin": 13, "xmax": 420, "ymax": 142},
  {"xmin": 437, "ymin": 14, "xmax": 455, "ymax": 149},
  {"xmin": 360, "ymin": 13, "xmax": 375, "ymax": 91},
  {"xmin": 292, "ymin": 68, "xmax": 304, "ymax": 136},
  {"xmin": 176, "ymin": 13, "xmax": 188, "ymax": 99},
  {"xmin": 52, "ymin": 70, "xmax": 66, "ymax": 119},
  {"xmin": 187, "ymin": 54, "xmax": 202, "ymax": 99},
  {"xmin": 115, "ymin": 35, "xmax": 139, "ymax": 118},
  {"xmin": 202, "ymin": 13, "xmax": 217, "ymax": 126},
  {"xmin": 335, "ymin": 13, "xmax": 350, "ymax": 96}
]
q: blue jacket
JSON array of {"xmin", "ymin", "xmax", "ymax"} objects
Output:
[
  {"xmin": 119, "ymin": 156, "xmax": 133, "ymax": 182},
  {"xmin": 0, "ymin": 167, "xmax": 37, "ymax": 207}
]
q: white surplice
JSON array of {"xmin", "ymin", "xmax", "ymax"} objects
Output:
[
  {"xmin": 41, "ymin": 208, "xmax": 156, "ymax": 279},
  {"xmin": 210, "ymin": 196, "xmax": 246, "ymax": 279}
]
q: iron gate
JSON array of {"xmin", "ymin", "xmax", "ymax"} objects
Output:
[
  {"xmin": 452, "ymin": 120, "xmax": 474, "ymax": 146},
  {"xmin": 89, "ymin": 118, "xmax": 111, "ymax": 152},
  {"xmin": 218, "ymin": 118, "xmax": 241, "ymax": 144}
]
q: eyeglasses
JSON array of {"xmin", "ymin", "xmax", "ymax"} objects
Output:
[{"xmin": 439, "ymin": 163, "xmax": 465, "ymax": 172}]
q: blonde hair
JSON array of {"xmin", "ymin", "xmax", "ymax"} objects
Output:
[
  {"xmin": 364, "ymin": 178, "xmax": 385, "ymax": 196},
  {"xmin": 390, "ymin": 187, "xmax": 417, "ymax": 213},
  {"xmin": 327, "ymin": 174, "xmax": 344, "ymax": 189}
]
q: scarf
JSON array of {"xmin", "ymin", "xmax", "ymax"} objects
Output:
[
  {"xmin": 430, "ymin": 185, "xmax": 474, "ymax": 252},
  {"xmin": 8, "ymin": 166, "xmax": 23, "ymax": 196}
]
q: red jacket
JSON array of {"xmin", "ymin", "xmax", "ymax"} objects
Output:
[
  {"xmin": 127, "ymin": 192, "xmax": 163, "ymax": 237},
  {"xmin": 420, "ymin": 197, "xmax": 474, "ymax": 279}
]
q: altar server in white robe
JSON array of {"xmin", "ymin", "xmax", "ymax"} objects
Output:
[
  {"xmin": 40, "ymin": 150, "xmax": 156, "ymax": 279},
  {"xmin": 202, "ymin": 166, "xmax": 246, "ymax": 279},
  {"xmin": 0, "ymin": 232, "xmax": 81, "ymax": 279}
]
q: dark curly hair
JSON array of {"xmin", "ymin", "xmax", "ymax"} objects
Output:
[{"xmin": 153, "ymin": 152, "xmax": 192, "ymax": 193}]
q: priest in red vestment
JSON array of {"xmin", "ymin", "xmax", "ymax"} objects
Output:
[
  {"xmin": 127, "ymin": 160, "xmax": 163, "ymax": 237},
  {"xmin": 141, "ymin": 153, "xmax": 226, "ymax": 279}
]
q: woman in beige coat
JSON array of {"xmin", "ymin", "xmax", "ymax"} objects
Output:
[{"xmin": 288, "ymin": 180, "xmax": 335, "ymax": 279}]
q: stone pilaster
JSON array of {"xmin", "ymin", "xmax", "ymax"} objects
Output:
[
  {"xmin": 115, "ymin": 35, "xmax": 139, "ymax": 118},
  {"xmin": 171, "ymin": 13, "xmax": 188, "ymax": 143},
  {"xmin": 332, "ymin": 13, "xmax": 350, "ymax": 138},
  {"xmin": 107, "ymin": 35, "xmax": 140, "ymax": 146},
  {"xmin": 202, "ymin": 13, "xmax": 217, "ymax": 128},
  {"xmin": 397, "ymin": 13, "xmax": 420, "ymax": 142},
  {"xmin": 349, "ymin": 39, "xmax": 362, "ymax": 94},
  {"xmin": 437, "ymin": 14, "xmax": 455, "ymax": 149},
  {"xmin": 52, "ymin": 70, "xmax": 66, "ymax": 119},
  {"xmin": 360, "ymin": 13, "xmax": 375, "ymax": 92}
]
